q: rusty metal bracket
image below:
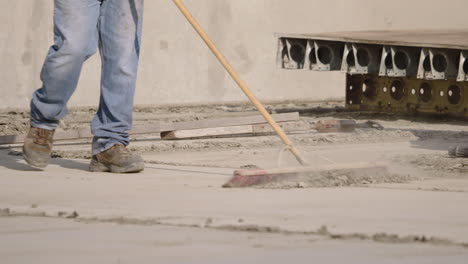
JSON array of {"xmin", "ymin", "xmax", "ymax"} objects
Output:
[
  {"xmin": 341, "ymin": 43, "xmax": 381, "ymax": 75},
  {"xmin": 457, "ymin": 51, "xmax": 468, "ymax": 82},
  {"xmin": 418, "ymin": 48, "xmax": 459, "ymax": 80},
  {"xmin": 277, "ymin": 38, "xmax": 307, "ymax": 69},
  {"xmin": 379, "ymin": 46, "xmax": 420, "ymax": 77},
  {"xmin": 305, "ymin": 40, "xmax": 343, "ymax": 71}
]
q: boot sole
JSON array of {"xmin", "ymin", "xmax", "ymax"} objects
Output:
[
  {"xmin": 89, "ymin": 159, "xmax": 145, "ymax": 173},
  {"xmin": 22, "ymin": 151, "xmax": 48, "ymax": 169}
]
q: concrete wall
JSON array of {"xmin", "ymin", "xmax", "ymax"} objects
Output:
[{"xmin": 1, "ymin": 0, "xmax": 467, "ymax": 109}]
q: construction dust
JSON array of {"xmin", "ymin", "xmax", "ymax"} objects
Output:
[
  {"xmin": 2, "ymin": 102, "xmax": 468, "ymax": 188},
  {"xmin": 252, "ymin": 168, "xmax": 415, "ymax": 189},
  {"xmin": 395, "ymin": 153, "xmax": 468, "ymax": 176}
]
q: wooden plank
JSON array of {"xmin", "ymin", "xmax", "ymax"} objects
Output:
[
  {"xmin": 164, "ymin": 112, "xmax": 299, "ymax": 132},
  {"xmin": 251, "ymin": 121, "xmax": 310, "ymax": 134},
  {"xmin": 161, "ymin": 125, "xmax": 252, "ymax": 140},
  {"xmin": 160, "ymin": 121, "xmax": 310, "ymax": 140},
  {"xmin": 0, "ymin": 112, "xmax": 300, "ymax": 145},
  {"xmin": 126, "ymin": 112, "xmax": 300, "ymax": 135},
  {"xmin": 278, "ymin": 30, "xmax": 468, "ymax": 50}
]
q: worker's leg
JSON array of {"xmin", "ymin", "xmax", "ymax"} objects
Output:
[
  {"xmin": 30, "ymin": 0, "xmax": 101, "ymax": 129},
  {"xmin": 91, "ymin": 0, "xmax": 144, "ymax": 154}
]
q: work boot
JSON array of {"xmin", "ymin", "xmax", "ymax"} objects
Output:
[
  {"xmin": 22, "ymin": 127, "xmax": 55, "ymax": 168},
  {"xmin": 448, "ymin": 144, "xmax": 468, "ymax": 158},
  {"xmin": 89, "ymin": 144, "xmax": 144, "ymax": 173}
]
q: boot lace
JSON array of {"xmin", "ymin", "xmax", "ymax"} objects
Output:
[
  {"xmin": 34, "ymin": 128, "xmax": 51, "ymax": 145},
  {"xmin": 114, "ymin": 144, "xmax": 131, "ymax": 156}
]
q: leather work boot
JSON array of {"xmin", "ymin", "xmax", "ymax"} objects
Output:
[
  {"xmin": 448, "ymin": 144, "xmax": 468, "ymax": 158},
  {"xmin": 89, "ymin": 144, "xmax": 144, "ymax": 173},
  {"xmin": 22, "ymin": 127, "xmax": 55, "ymax": 168}
]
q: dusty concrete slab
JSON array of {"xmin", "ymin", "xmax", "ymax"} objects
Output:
[
  {"xmin": 141, "ymin": 141, "xmax": 434, "ymax": 168},
  {"xmin": 1, "ymin": 149, "xmax": 468, "ymax": 246},
  {"xmin": 371, "ymin": 179, "xmax": 468, "ymax": 193},
  {"xmin": 1, "ymin": 216, "xmax": 468, "ymax": 264}
]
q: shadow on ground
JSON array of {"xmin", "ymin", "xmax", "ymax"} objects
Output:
[{"xmin": 0, "ymin": 149, "xmax": 89, "ymax": 172}]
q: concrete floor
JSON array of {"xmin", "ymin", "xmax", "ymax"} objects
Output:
[
  {"xmin": 2, "ymin": 217, "xmax": 468, "ymax": 264},
  {"xmin": 1, "ymin": 145, "xmax": 468, "ymax": 263}
]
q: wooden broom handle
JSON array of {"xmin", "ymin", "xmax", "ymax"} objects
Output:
[{"xmin": 172, "ymin": 0, "xmax": 308, "ymax": 166}]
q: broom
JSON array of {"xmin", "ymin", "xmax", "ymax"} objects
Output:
[{"xmin": 172, "ymin": 0, "xmax": 388, "ymax": 188}]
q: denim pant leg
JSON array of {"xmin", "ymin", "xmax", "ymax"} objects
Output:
[
  {"xmin": 30, "ymin": 0, "xmax": 101, "ymax": 130},
  {"xmin": 91, "ymin": 0, "xmax": 144, "ymax": 155}
]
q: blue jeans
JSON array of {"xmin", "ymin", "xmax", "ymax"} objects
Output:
[{"xmin": 30, "ymin": 0, "xmax": 144, "ymax": 155}]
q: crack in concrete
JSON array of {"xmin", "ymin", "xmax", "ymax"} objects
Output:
[{"xmin": 1, "ymin": 207, "xmax": 467, "ymax": 249}]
